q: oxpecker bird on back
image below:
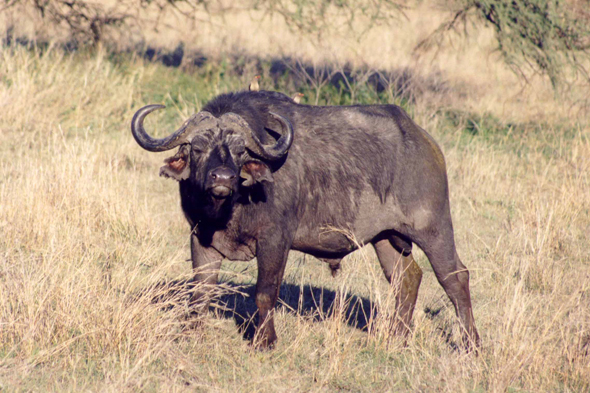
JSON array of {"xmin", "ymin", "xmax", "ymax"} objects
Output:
[
  {"xmin": 249, "ymin": 75, "xmax": 261, "ymax": 91},
  {"xmin": 292, "ymin": 92, "xmax": 304, "ymax": 104}
]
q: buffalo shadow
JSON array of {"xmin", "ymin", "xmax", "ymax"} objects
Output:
[
  {"xmin": 144, "ymin": 277, "xmax": 376, "ymax": 340},
  {"xmin": 143, "ymin": 276, "xmax": 459, "ymax": 349},
  {"xmin": 212, "ymin": 281, "xmax": 376, "ymax": 341}
]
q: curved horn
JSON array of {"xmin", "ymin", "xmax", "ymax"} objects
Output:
[
  {"xmin": 257, "ymin": 112, "xmax": 294, "ymax": 160},
  {"xmin": 219, "ymin": 112, "xmax": 293, "ymax": 161},
  {"xmin": 220, "ymin": 112, "xmax": 294, "ymax": 161},
  {"xmin": 131, "ymin": 105, "xmax": 197, "ymax": 152}
]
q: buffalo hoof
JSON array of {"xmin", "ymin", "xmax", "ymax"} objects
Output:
[
  {"xmin": 181, "ymin": 312, "xmax": 205, "ymax": 331},
  {"xmin": 462, "ymin": 334, "xmax": 481, "ymax": 355},
  {"xmin": 252, "ymin": 329, "xmax": 277, "ymax": 350},
  {"xmin": 250, "ymin": 340, "xmax": 276, "ymax": 351}
]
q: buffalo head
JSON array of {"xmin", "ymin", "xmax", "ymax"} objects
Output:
[{"xmin": 131, "ymin": 105, "xmax": 293, "ymax": 209}]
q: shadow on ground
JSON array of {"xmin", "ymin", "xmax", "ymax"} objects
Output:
[
  {"xmin": 143, "ymin": 278, "xmax": 375, "ymax": 340},
  {"xmin": 143, "ymin": 277, "xmax": 459, "ymax": 350},
  {"xmin": 212, "ymin": 281, "xmax": 375, "ymax": 341},
  {"xmin": 141, "ymin": 44, "xmax": 452, "ymax": 104},
  {"xmin": 3, "ymin": 31, "xmax": 452, "ymax": 104}
]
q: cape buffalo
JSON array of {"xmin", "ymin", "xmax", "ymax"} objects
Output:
[{"xmin": 130, "ymin": 90, "xmax": 480, "ymax": 349}]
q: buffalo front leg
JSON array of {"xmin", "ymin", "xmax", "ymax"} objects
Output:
[
  {"xmin": 252, "ymin": 234, "xmax": 291, "ymax": 349},
  {"xmin": 190, "ymin": 233, "xmax": 223, "ymax": 314},
  {"xmin": 372, "ymin": 234, "xmax": 423, "ymax": 336}
]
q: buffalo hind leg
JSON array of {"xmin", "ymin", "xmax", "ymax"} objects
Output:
[
  {"xmin": 372, "ymin": 234, "xmax": 423, "ymax": 336},
  {"xmin": 417, "ymin": 231, "xmax": 480, "ymax": 350}
]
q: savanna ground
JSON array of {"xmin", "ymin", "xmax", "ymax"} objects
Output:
[{"xmin": 1, "ymin": 2, "xmax": 589, "ymax": 391}]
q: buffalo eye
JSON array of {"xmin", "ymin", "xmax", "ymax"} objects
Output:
[
  {"xmin": 190, "ymin": 134, "xmax": 211, "ymax": 153},
  {"xmin": 191, "ymin": 145, "xmax": 206, "ymax": 154},
  {"xmin": 232, "ymin": 144, "xmax": 246, "ymax": 159}
]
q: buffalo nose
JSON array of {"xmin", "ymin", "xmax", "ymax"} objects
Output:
[{"xmin": 209, "ymin": 167, "xmax": 236, "ymax": 182}]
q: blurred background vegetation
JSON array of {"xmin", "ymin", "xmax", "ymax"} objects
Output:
[{"xmin": 2, "ymin": 0, "xmax": 589, "ymax": 89}]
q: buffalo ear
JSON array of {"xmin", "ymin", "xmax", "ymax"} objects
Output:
[
  {"xmin": 159, "ymin": 145, "xmax": 191, "ymax": 181},
  {"xmin": 240, "ymin": 161, "xmax": 273, "ymax": 186}
]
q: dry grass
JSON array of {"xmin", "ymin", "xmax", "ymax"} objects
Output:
[{"xmin": 1, "ymin": 4, "xmax": 590, "ymax": 390}]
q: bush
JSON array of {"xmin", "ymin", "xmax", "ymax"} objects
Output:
[{"xmin": 417, "ymin": 0, "xmax": 590, "ymax": 87}]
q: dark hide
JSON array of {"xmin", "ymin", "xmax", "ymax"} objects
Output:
[{"xmin": 135, "ymin": 90, "xmax": 480, "ymax": 350}]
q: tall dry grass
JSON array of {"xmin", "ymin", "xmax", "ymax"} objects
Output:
[
  {"xmin": 0, "ymin": 14, "xmax": 589, "ymax": 392},
  {"xmin": 0, "ymin": 46, "xmax": 239, "ymax": 389}
]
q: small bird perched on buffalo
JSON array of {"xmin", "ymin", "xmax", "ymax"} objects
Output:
[
  {"xmin": 292, "ymin": 92, "xmax": 304, "ymax": 104},
  {"xmin": 249, "ymin": 75, "xmax": 261, "ymax": 91}
]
